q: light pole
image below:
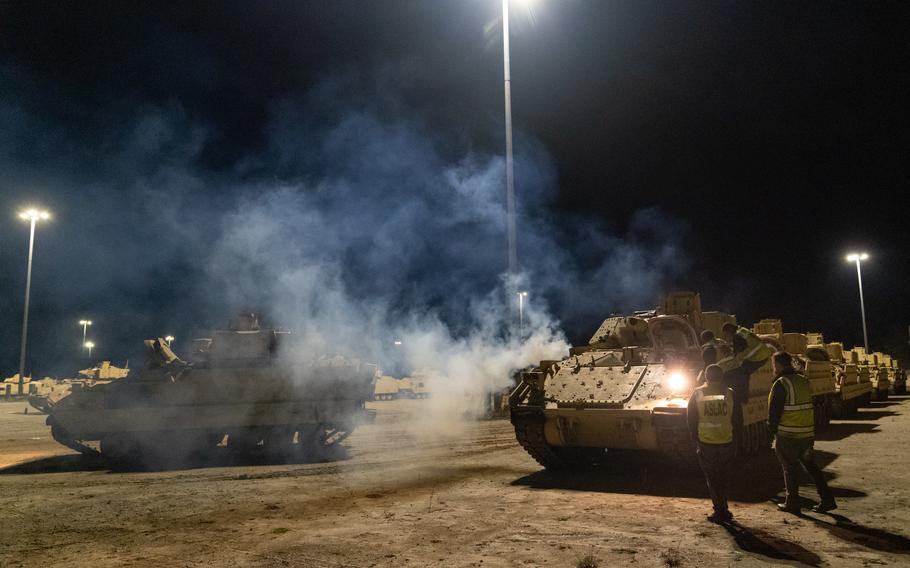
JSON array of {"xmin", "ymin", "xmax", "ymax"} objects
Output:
[
  {"xmin": 84, "ymin": 341, "xmax": 95, "ymax": 360},
  {"xmin": 846, "ymin": 252, "xmax": 870, "ymax": 353},
  {"xmin": 502, "ymin": 0, "xmax": 517, "ymax": 276},
  {"xmin": 165, "ymin": 335, "xmax": 175, "ymax": 347},
  {"xmin": 17, "ymin": 208, "xmax": 50, "ymax": 396},
  {"xmin": 79, "ymin": 320, "xmax": 93, "ymax": 356},
  {"xmin": 517, "ymin": 291, "xmax": 528, "ymax": 336}
]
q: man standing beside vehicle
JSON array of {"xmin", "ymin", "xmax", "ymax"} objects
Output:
[
  {"xmin": 722, "ymin": 322, "xmax": 772, "ymax": 404},
  {"xmin": 769, "ymin": 350, "xmax": 837, "ymax": 514},
  {"xmin": 688, "ymin": 363, "xmax": 742, "ymax": 523}
]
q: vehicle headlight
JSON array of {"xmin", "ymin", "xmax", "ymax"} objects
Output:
[{"xmin": 667, "ymin": 371, "xmax": 688, "ymax": 392}]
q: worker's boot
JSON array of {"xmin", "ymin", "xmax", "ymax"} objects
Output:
[
  {"xmin": 777, "ymin": 498, "xmax": 800, "ymax": 515},
  {"xmin": 812, "ymin": 497, "xmax": 837, "ymax": 513},
  {"xmin": 707, "ymin": 508, "xmax": 732, "ymax": 523}
]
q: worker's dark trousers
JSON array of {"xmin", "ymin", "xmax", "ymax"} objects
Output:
[
  {"xmin": 774, "ymin": 436, "xmax": 833, "ymax": 505},
  {"xmin": 697, "ymin": 441, "xmax": 736, "ymax": 513}
]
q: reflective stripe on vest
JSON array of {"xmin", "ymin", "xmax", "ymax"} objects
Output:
[
  {"xmin": 737, "ymin": 327, "xmax": 772, "ymax": 363},
  {"xmin": 695, "ymin": 384, "xmax": 734, "ymax": 444},
  {"xmin": 774, "ymin": 373, "xmax": 815, "ymax": 439}
]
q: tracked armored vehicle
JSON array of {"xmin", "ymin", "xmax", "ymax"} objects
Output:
[
  {"xmin": 509, "ymin": 292, "xmax": 772, "ymax": 470},
  {"xmin": 28, "ymin": 361, "xmax": 131, "ymax": 413},
  {"xmin": 870, "ymin": 351, "xmax": 891, "ymax": 401},
  {"xmin": 847, "ymin": 347, "xmax": 878, "ymax": 404},
  {"xmin": 751, "ymin": 321, "xmax": 837, "ymax": 431},
  {"xmin": 43, "ymin": 314, "xmax": 376, "ymax": 463},
  {"xmin": 807, "ymin": 340, "xmax": 871, "ymax": 421}
]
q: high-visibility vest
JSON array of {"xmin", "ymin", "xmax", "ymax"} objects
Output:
[
  {"xmin": 736, "ymin": 326, "xmax": 772, "ymax": 364},
  {"xmin": 716, "ymin": 356, "xmax": 739, "ymax": 373},
  {"xmin": 694, "ymin": 383, "xmax": 735, "ymax": 444},
  {"xmin": 772, "ymin": 373, "xmax": 815, "ymax": 439},
  {"xmin": 702, "ymin": 338, "xmax": 733, "ymax": 358}
]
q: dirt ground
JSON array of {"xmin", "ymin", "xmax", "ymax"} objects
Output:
[{"xmin": 2, "ymin": 397, "xmax": 910, "ymax": 568}]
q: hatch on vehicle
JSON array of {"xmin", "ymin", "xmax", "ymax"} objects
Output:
[{"xmin": 647, "ymin": 316, "xmax": 698, "ymax": 353}]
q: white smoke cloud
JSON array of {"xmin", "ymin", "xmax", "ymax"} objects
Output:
[{"xmin": 0, "ymin": 64, "xmax": 687, "ymax": 391}]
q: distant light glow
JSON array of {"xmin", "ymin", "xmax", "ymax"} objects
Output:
[
  {"xmin": 18, "ymin": 208, "xmax": 51, "ymax": 221},
  {"xmin": 393, "ymin": 340, "xmax": 403, "ymax": 346},
  {"xmin": 846, "ymin": 252, "xmax": 869, "ymax": 262},
  {"xmin": 84, "ymin": 341, "xmax": 95, "ymax": 348},
  {"xmin": 79, "ymin": 320, "xmax": 92, "ymax": 326},
  {"xmin": 667, "ymin": 371, "xmax": 689, "ymax": 392}
]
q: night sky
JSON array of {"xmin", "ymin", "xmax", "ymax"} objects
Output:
[{"xmin": 1, "ymin": 1, "xmax": 908, "ymax": 377}]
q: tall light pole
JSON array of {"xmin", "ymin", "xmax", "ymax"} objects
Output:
[
  {"xmin": 79, "ymin": 320, "xmax": 93, "ymax": 356},
  {"xmin": 517, "ymin": 291, "xmax": 528, "ymax": 336},
  {"xmin": 17, "ymin": 208, "xmax": 50, "ymax": 396},
  {"xmin": 502, "ymin": 0, "xmax": 517, "ymax": 276},
  {"xmin": 84, "ymin": 341, "xmax": 95, "ymax": 360},
  {"xmin": 846, "ymin": 252, "xmax": 870, "ymax": 353}
]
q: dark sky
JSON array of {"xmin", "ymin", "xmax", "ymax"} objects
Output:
[{"xmin": 1, "ymin": 1, "xmax": 909, "ymax": 376}]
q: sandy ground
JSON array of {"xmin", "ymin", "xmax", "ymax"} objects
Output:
[{"xmin": 1, "ymin": 397, "xmax": 910, "ymax": 568}]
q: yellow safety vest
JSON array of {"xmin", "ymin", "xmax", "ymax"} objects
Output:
[
  {"xmin": 736, "ymin": 327, "xmax": 772, "ymax": 364},
  {"xmin": 706, "ymin": 338, "xmax": 733, "ymax": 358},
  {"xmin": 694, "ymin": 383, "xmax": 735, "ymax": 444},
  {"xmin": 772, "ymin": 373, "xmax": 815, "ymax": 439},
  {"xmin": 716, "ymin": 356, "xmax": 738, "ymax": 373}
]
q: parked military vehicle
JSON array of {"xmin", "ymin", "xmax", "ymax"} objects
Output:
[
  {"xmin": 79, "ymin": 360, "xmax": 130, "ymax": 380},
  {"xmin": 751, "ymin": 320, "xmax": 837, "ymax": 431},
  {"xmin": 816, "ymin": 342, "xmax": 869, "ymax": 418},
  {"xmin": 849, "ymin": 348, "xmax": 887, "ymax": 401},
  {"xmin": 3, "ymin": 374, "xmax": 36, "ymax": 398},
  {"xmin": 870, "ymin": 351, "xmax": 891, "ymax": 400},
  {"xmin": 373, "ymin": 375, "xmax": 401, "ymax": 400},
  {"xmin": 372, "ymin": 371, "xmax": 434, "ymax": 401},
  {"xmin": 42, "ymin": 314, "xmax": 376, "ymax": 464},
  {"xmin": 509, "ymin": 292, "xmax": 772, "ymax": 470},
  {"xmin": 28, "ymin": 361, "xmax": 131, "ymax": 413},
  {"xmin": 844, "ymin": 347, "xmax": 875, "ymax": 406}
]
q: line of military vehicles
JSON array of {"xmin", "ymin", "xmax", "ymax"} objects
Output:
[
  {"xmin": 20, "ymin": 293, "xmax": 906, "ymax": 471},
  {"xmin": 509, "ymin": 292, "xmax": 905, "ymax": 470}
]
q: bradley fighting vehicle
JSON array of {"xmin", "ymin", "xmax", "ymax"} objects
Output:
[
  {"xmin": 509, "ymin": 292, "xmax": 773, "ymax": 470},
  {"xmin": 28, "ymin": 361, "xmax": 131, "ymax": 413},
  {"xmin": 884, "ymin": 355, "xmax": 907, "ymax": 395},
  {"xmin": 819, "ymin": 341, "xmax": 872, "ymax": 418},
  {"xmin": 750, "ymin": 320, "xmax": 837, "ymax": 430},
  {"xmin": 848, "ymin": 347, "xmax": 883, "ymax": 403},
  {"xmin": 870, "ymin": 351, "xmax": 892, "ymax": 401},
  {"xmin": 41, "ymin": 314, "xmax": 376, "ymax": 463}
]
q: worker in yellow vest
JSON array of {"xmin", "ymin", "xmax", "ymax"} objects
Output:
[
  {"xmin": 769, "ymin": 351, "xmax": 837, "ymax": 514},
  {"xmin": 722, "ymin": 323, "xmax": 772, "ymax": 403},
  {"xmin": 700, "ymin": 329, "xmax": 732, "ymax": 359},
  {"xmin": 687, "ymin": 364, "xmax": 743, "ymax": 523}
]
